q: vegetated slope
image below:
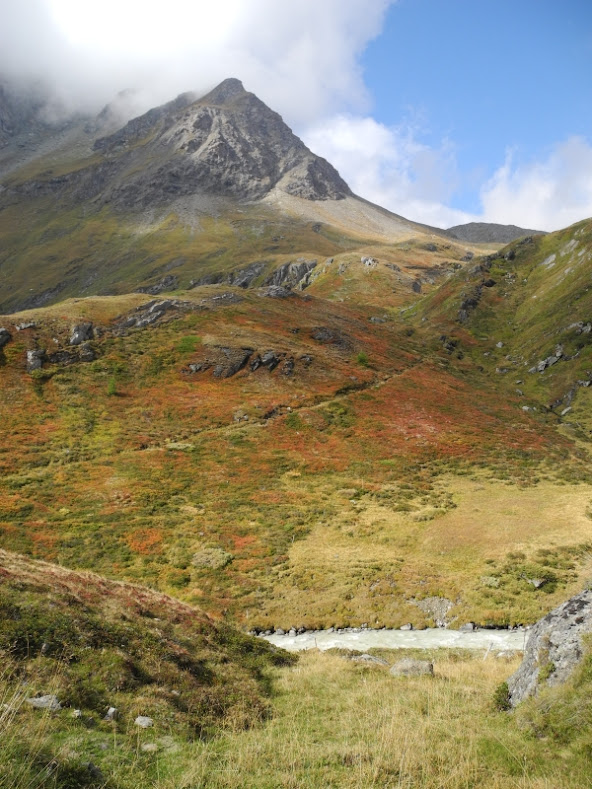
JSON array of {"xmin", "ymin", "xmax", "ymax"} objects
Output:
[
  {"xmin": 417, "ymin": 218, "xmax": 592, "ymax": 432},
  {"xmin": 0, "ymin": 78, "xmax": 472, "ymax": 314},
  {"xmin": 0, "ymin": 547, "xmax": 293, "ymax": 787},
  {"xmin": 1, "ymin": 268, "xmax": 590, "ymax": 631},
  {"xmin": 446, "ymin": 221, "xmax": 546, "ymax": 244}
]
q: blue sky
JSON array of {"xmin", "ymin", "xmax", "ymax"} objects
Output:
[
  {"xmin": 1, "ymin": 0, "xmax": 591, "ymax": 230},
  {"xmin": 360, "ymin": 0, "xmax": 592, "ymax": 217}
]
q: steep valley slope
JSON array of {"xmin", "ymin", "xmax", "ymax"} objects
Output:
[{"xmin": 1, "ymin": 78, "xmax": 592, "ymax": 633}]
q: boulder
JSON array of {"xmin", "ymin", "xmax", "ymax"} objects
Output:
[
  {"xmin": 26, "ymin": 694, "xmax": 62, "ymax": 711},
  {"xmin": 26, "ymin": 349, "xmax": 46, "ymax": 372},
  {"xmin": 507, "ymin": 589, "xmax": 592, "ymax": 707},
  {"xmin": 260, "ymin": 351, "xmax": 280, "ymax": 371},
  {"xmin": 361, "ymin": 256, "xmax": 378, "ymax": 267},
  {"xmin": 69, "ymin": 322, "xmax": 93, "ymax": 346},
  {"xmin": 135, "ymin": 715, "xmax": 154, "ymax": 728},
  {"xmin": 390, "ymin": 659, "xmax": 433, "ymax": 677}
]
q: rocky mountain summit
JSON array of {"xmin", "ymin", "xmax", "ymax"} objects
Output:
[
  {"xmin": 92, "ymin": 77, "xmax": 351, "ymax": 207},
  {"xmin": 5, "ymin": 77, "xmax": 351, "ymax": 211}
]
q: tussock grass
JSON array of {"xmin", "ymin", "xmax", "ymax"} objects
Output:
[{"xmin": 171, "ymin": 650, "xmax": 591, "ymax": 788}]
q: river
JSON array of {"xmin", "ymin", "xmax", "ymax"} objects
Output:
[{"xmin": 260, "ymin": 627, "xmax": 529, "ymax": 652}]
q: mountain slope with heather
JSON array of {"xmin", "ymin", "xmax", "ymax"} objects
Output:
[{"xmin": 1, "ymin": 77, "xmax": 592, "ymax": 634}]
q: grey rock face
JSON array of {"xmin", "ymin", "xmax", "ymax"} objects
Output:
[
  {"xmin": 69, "ymin": 322, "xmax": 93, "ymax": 346},
  {"xmin": 257, "ymin": 285, "xmax": 295, "ymax": 299},
  {"xmin": 86, "ymin": 79, "xmax": 350, "ymax": 209},
  {"xmin": 191, "ymin": 262, "xmax": 265, "ymax": 289},
  {"xmin": 446, "ymin": 222, "xmax": 545, "ymax": 244},
  {"xmin": 265, "ymin": 259, "xmax": 317, "ymax": 289},
  {"xmin": 212, "ymin": 346, "xmax": 253, "ymax": 378},
  {"xmin": 507, "ymin": 589, "xmax": 592, "ymax": 707},
  {"xmin": 26, "ymin": 349, "xmax": 45, "ymax": 372},
  {"xmin": 390, "ymin": 659, "xmax": 434, "ymax": 677},
  {"xmin": 411, "ymin": 596, "xmax": 454, "ymax": 628}
]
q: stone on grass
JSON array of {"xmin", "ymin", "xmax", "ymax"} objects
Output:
[
  {"xmin": 135, "ymin": 715, "xmax": 154, "ymax": 728},
  {"xmin": 26, "ymin": 695, "xmax": 61, "ymax": 711},
  {"xmin": 350, "ymin": 653, "xmax": 388, "ymax": 666}
]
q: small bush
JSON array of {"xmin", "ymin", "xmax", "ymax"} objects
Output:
[
  {"xmin": 493, "ymin": 681, "xmax": 511, "ymax": 711},
  {"xmin": 356, "ymin": 351, "xmax": 369, "ymax": 367}
]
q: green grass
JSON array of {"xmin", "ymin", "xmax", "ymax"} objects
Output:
[{"xmin": 4, "ymin": 644, "xmax": 592, "ymax": 788}]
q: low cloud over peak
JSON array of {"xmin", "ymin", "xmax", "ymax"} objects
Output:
[{"xmin": 0, "ymin": 0, "xmax": 393, "ymax": 124}]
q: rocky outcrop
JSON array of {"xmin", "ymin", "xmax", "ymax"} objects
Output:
[
  {"xmin": 26, "ymin": 349, "xmax": 46, "ymax": 372},
  {"xmin": 115, "ymin": 299, "xmax": 204, "ymax": 333},
  {"xmin": 191, "ymin": 262, "xmax": 265, "ymax": 289},
  {"xmin": 212, "ymin": 346, "xmax": 254, "ymax": 379},
  {"xmin": 507, "ymin": 589, "xmax": 592, "ymax": 707},
  {"xmin": 310, "ymin": 327, "xmax": 353, "ymax": 350},
  {"xmin": 136, "ymin": 275, "xmax": 179, "ymax": 295},
  {"xmin": 265, "ymin": 259, "xmax": 317, "ymax": 289},
  {"xmin": 69, "ymin": 322, "xmax": 94, "ymax": 346},
  {"xmin": 47, "ymin": 343, "xmax": 96, "ymax": 366}
]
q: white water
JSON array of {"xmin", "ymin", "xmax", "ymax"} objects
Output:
[{"xmin": 260, "ymin": 627, "xmax": 529, "ymax": 653}]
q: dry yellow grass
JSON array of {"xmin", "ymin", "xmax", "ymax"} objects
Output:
[
  {"xmin": 258, "ymin": 475, "xmax": 592, "ymax": 628},
  {"xmin": 173, "ymin": 650, "xmax": 587, "ymax": 788}
]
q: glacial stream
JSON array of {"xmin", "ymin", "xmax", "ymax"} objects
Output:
[{"xmin": 260, "ymin": 627, "xmax": 529, "ymax": 652}]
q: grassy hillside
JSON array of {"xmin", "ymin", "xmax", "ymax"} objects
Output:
[
  {"xmin": 416, "ymin": 218, "xmax": 592, "ymax": 428},
  {"xmin": 0, "ymin": 548, "xmax": 294, "ymax": 788},
  {"xmin": 1, "ymin": 274, "xmax": 591, "ymax": 630}
]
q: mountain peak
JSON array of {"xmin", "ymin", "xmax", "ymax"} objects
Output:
[
  {"xmin": 89, "ymin": 78, "xmax": 350, "ymax": 206},
  {"xmin": 201, "ymin": 77, "xmax": 247, "ymax": 105}
]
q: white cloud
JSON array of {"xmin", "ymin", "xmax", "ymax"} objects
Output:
[
  {"xmin": 304, "ymin": 116, "xmax": 592, "ymax": 231},
  {"xmin": 0, "ymin": 0, "xmax": 394, "ymax": 124},
  {"xmin": 303, "ymin": 114, "xmax": 475, "ymax": 228},
  {"xmin": 480, "ymin": 137, "xmax": 592, "ymax": 231}
]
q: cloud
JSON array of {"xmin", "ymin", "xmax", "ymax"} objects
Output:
[
  {"xmin": 304, "ymin": 116, "xmax": 592, "ymax": 231},
  {"xmin": 0, "ymin": 0, "xmax": 394, "ymax": 124},
  {"xmin": 480, "ymin": 137, "xmax": 592, "ymax": 231},
  {"xmin": 303, "ymin": 114, "xmax": 475, "ymax": 228}
]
